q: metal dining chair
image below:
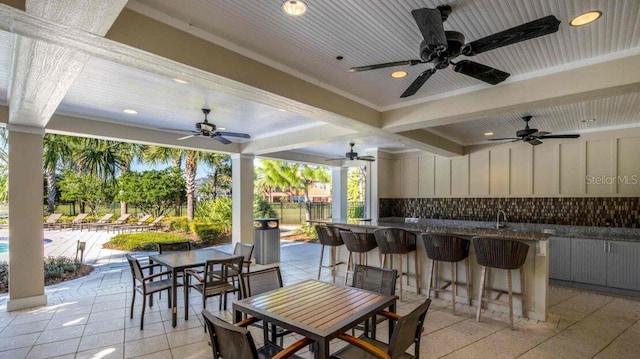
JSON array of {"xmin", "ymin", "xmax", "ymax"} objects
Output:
[
  {"xmin": 202, "ymin": 309, "xmax": 311, "ymax": 359},
  {"xmin": 185, "ymin": 255, "xmax": 244, "ymax": 316},
  {"xmin": 240, "ymin": 267, "xmax": 292, "ymax": 346},
  {"xmin": 330, "ymin": 298, "xmax": 431, "ymax": 359},
  {"xmin": 125, "ymin": 254, "xmax": 173, "ymax": 330}
]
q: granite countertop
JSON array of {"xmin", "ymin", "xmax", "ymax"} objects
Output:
[{"xmin": 311, "ymin": 218, "xmax": 640, "ymax": 242}]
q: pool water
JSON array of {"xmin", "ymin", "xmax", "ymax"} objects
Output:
[{"xmin": 0, "ymin": 237, "xmax": 52, "ymax": 254}]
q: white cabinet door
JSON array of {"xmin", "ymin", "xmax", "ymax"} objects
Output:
[
  {"xmin": 570, "ymin": 238, "xmax": 607, "ymax": 286},
  {"xmin": 607, "ymin": 241, "xmax": 640, "ymax": 291}
]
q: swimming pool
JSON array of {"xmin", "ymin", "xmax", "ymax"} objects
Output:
[{"xmin": 0, "ymin": 237, "xmax": 53, "ymax": 254}]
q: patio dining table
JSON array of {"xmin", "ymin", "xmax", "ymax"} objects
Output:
[
  {"xmin": 233, "ymin": 279, "xmax": 397, "ymax": 359},
  {"xmin": 149, "ymin": 248, "xmax": 234, "ymax": 327}
]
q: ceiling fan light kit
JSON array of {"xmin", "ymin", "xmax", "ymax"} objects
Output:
[{"xmin": 349, "ymin": 5, "xmax": 561, "ymax": 98}]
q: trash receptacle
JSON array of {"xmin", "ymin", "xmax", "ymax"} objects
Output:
[{"xmin": 254, "ymin": 218, "xmax": 280, "ymax": 264}]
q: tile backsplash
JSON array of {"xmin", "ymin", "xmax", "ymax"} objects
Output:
[{"xmin": 379, "ymin": 197, "xmax": 640, "ymax": 228}]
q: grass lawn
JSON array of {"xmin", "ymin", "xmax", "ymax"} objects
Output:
[{"xmin": 104, "ymin": 232, "xmax": 193, "ymax": 251}]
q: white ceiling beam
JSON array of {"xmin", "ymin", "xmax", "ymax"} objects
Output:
[
  {"xmin": 46, "ymin": 112, "xmax": 240, "ymax": 154},
  {"xmin": 381, "ymin": 53, "xmax": 640, "ymax": 133},
  {"xmin": 7, "ymin": 0, "xmax": 126, "ymax": 128},
  {"xmin": 241, "ymin": 124, "xmax": 356, "ymax": 155},
  {"xmin": 259, "ymin": 151, "xmax": 342, "ymax": 167},
  {"xmin": 394, "ymin": 129, "xmax": 463, "ymax": 157}
]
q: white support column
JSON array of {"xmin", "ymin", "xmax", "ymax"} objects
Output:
[
  {"xmin": 331, "ymin": 167, "xmax": 348, "ymax": 221},
  {"xmin": 7, "ymin": 126, "xmax": 46, "ymax": 311},
  {"xmin": 231, "ymin": 154, "xmax": 255, "ymax": 245}
]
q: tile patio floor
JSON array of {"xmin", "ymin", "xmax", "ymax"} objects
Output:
[{"xmin": 0, "ymin": 229, "xmax": 639, "ymax": 358}]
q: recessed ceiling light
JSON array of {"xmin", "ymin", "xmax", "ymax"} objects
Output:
[
  {"xmin": 123, "ymin": 109, "xmax": 138, "ymax": 115},
  {"xmin": 484, "ymin": 132, "xmax": 494, "ymax": 136},
  {"xmin": 391, "ymin": 71, "xmax": 407, "ymax": 78},
  {"xmin": 581, "ymin": 118, "xmax": 597, "ymax": 123},
  {"xmin": 570, "ymin": 11, "xmax": 602, "ymax": 27},
  {"xmin": 218, "ymin": 127, "xmax": 226, "ymax": 131},
  {"xmin": 278, "ymin": 108, "xmax": 287, "ymax": 112},
  {"xmin": 282, "ymin": 0, "xmax": 307, "ymax": 16},
  {"xmin": 172, "ymin": 78, "xmax": 188, "ymax": 84}
]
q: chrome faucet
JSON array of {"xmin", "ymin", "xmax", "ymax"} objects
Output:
[{"xmin": 496, "ymin": 209, "xmax": 507, "ymax": 229}]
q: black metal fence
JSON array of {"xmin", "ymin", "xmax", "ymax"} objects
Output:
[{"xmin": 270, "ymin": 202, "xmax": 365, "ymax": 225}]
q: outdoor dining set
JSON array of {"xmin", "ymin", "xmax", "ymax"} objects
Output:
[{"xmin": 126, "ymin": 235, "xmax": 431, "ymax": 358}]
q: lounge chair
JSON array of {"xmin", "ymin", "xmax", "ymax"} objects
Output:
[
  {"xmin": 111, "ymin": 214, "xmax": 152, "ymax": 232},
  {"xmin": 58, "ymin": 213, "xmax": 89, "ymax": 230},
  {"xmin": 95, "ymin": 213, "xmax": 131, "ymax": 231},
  {"xmin": 80, "ymin": 213, "xmax": 114, "ymax": 231},
  {"xmin": 43, "ymin": 213, "xmax": 63, "ymax": 230},
  {"xmin": 126, "ymin": 215, "xmax": 166, "ymax": 232}
]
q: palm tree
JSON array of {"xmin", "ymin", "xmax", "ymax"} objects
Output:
[
  {"xmin": 74, "ymin": 138, "xmax": 125, "ymax": 180},
  {"xmin": 184, "ymin": 151, "xmax": 218, "ymax": 220},
  {"xmin": 255, "ymin": 160, "xmax": 292, "ymax": 202},
  {"xmin": 43, "ymin": 134, "xmax": 75, "ymax": 213}
]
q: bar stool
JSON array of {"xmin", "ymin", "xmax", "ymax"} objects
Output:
[
  {"xmin": 473, "ymin": 236, "xmax": 529, "ymax": 329},
  {"xmin": 315, "ymin": 225, "xmax": 345, "ymax": 283},
  {"xmin": 373, "ymin": 228, "xmax": 420, "ymax": 301},
  {"xmin": 421, "ymin": 233, "xmax": 471, "ymax": 314},
  {"xmin": 340, "ymin": 231, "xmax": 378, "ymax": 285}
]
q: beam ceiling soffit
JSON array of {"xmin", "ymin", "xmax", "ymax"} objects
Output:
[
  {"xmin": 7, "ymin": 0, "xmax": 127, "ymax": 128},
  {"xmin": 0, "ymin": 4, "xmax": 465, "ymax": 157}
]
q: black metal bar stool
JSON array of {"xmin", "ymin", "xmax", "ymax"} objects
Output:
[
  {"xmin": 373, "ymin": 228, "xmax": 420, "ymax": 301},
  {"xmin": 421, "ymin": 233, "xmax": 471, "ymax": 314},
  {"xmin": 340, "ymin": 230, "xmax": 378, "ymax": 285},
  {"xmin": 314, "ymin": 225, "xmax": 345, "ymax": 283},
  {"xmin": 473, "ymin": 236, "xmax": 529, "ymax": 329}
]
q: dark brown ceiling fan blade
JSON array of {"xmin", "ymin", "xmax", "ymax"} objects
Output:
[
  {"xmin": 211, "ymin": 135, "xmax": 232, "ymax": 145},
  {"xmin": 538, "ymin": 134, "xmax": 580, "ymax": 139},
  {"xmin": 349, "ymin": 60, "xmax": 424, "ymax": 73},
  {"xmin": 463, "ymin": 15, "xmax": 561, "ymax": 56},
  {"xmin": 217, "ymin": 131, "xmax": 250, "ymax": 138},
  {"xmin": 453, "ymin": 60, "xmax": 510, "ymax": 85},
  {"xmin": 530, "ymin": 131, "xmax": 550, "ymax": 137},
  {"xmin": 325, "ymin": 157, "xmax": 347, "ymax": 161},
  {"xmin": 488, "ymin": 137, "xmax": 520, "ymax": 141},
  {"xmin": 411, "ymin": 8, "xmax": 447, "ymax": 51},
  {"xmin": 527, "ymin": 139, "xmax": 543, "ymax": 146},
  {"xmin": 356, "ymin": 156, "xmax": 375, "ymax": 161},
  {"xmin": 400, "ymin": 68, "xmax": 436, "ymax": 98}
]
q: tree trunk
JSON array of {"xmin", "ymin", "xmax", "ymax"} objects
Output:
[
  {"xmin": 303, "ymin": 187, "xmax": 311, "ymax": 221},
  {"xmin": 185, "ymin": 154, "xmax": 197, "ymax": 220},
  {"xmin": 46, "ymin": 167, "xmax": 57, "ymax": 213},
  {"xmin": 120, "ymin": 201, "xmax": 128, "ymax": 215},
  {"xmin": 212, "ymin": 169, "xmax": 219, "ymax": 200},
  {"xmin": 173, "ymin": 156, "xmax": 182, "ymax": 216}
]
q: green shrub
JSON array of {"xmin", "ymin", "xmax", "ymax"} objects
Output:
[
  {"xmin": 43, "ymin": 256, "xmax": 81, "ymax": 279},
  {"xmin": 195, "ymin": 197, "xmax": 232, "ymax": 233},
  {"xmin": 104, "ymin": 232, "xmax": 192, "ymax": 251},
  {"xmin": 295, "ymin": 221, "xmax": 318, "ymax": 239},
  {"xmin": 254, "ymin": 196, "xmax": 277, "ymax": 218},
  {"xmin": 189, "ymin": 222, "xmax": 224, "ymax": 244},
  {"xmin": 163, "ymin": 216, "xmax": 190, "ymax": 232}
]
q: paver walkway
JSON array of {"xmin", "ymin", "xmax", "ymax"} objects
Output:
[{"xmin": 0, "ymin": 229, "xmax": 639, "ymax": 358}]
